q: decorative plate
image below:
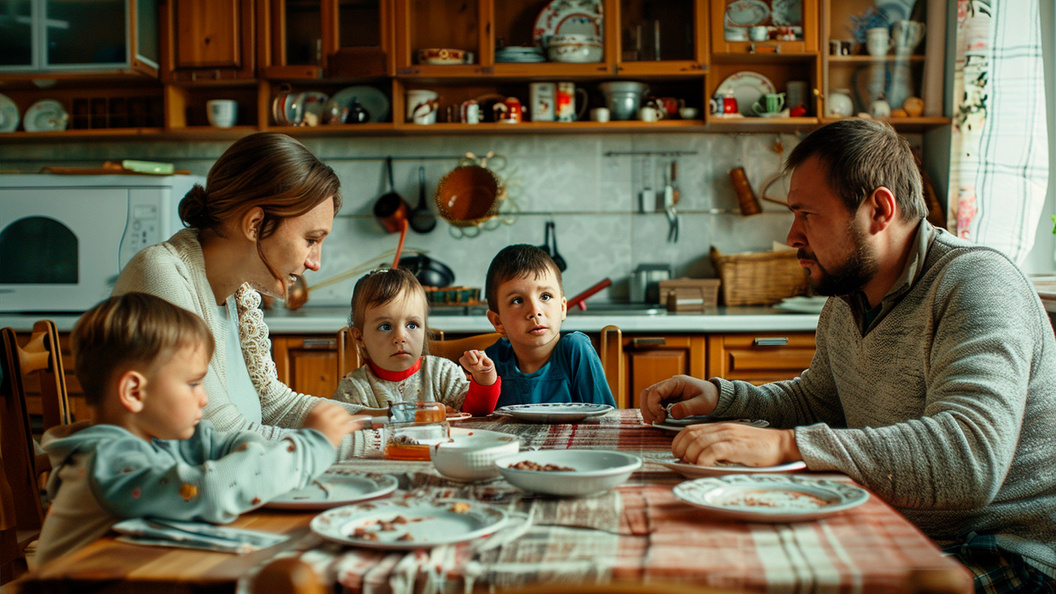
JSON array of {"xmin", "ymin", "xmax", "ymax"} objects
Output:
[
  {"xmin": 493, "ymin": 449, "xmax": 641, "ymax": 496},
  {"xmin": 23, "ymin": 99, "xmax": 69, "ymax": 132},
  {"xmin": 324, "ymin": 86, "xmax": 391, "ymax": 124},
  {"xmin": 652, "ymin": 418, "xmax": 770, "ymax": 431},
  {"xmin": 771, "ymin": 0, "xmax": 803, "ymax": 26},
  {"xmin": 715, "ymin": 71, "xmax": 776, "ymax": 117},
  {"xmin": 673, "ymin": 474, "xmax": 869, "ymax": 523},
  {"xmin": 645, "ymin": 454, "xmax": 807, "ymax": 478},
  {"xmin": 265, "ymin": 471, "xmax": 398, "ymax": 510},
  {"xmin": 533, "ymin": 0, "xmax": 603, "ymax": 48},
  {"xmin": 0, "ymin": 93, "xmax": 19, "ymax": 133},
  {"xmin": 496, "ymin": 402, "xmax": 614, "ymax": 423},
  {"xmin": 310, "ymin": 498, "xmax": 507, "ymax": 549},
  {"xmin": 724, "ymin": 0, "xmax": 770, "ymax": 26}
]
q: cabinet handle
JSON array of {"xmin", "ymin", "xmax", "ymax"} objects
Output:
[
  {"xmin": 302, "ymin": 338, "xmax": 337, "ymax": 349},
  {"xmin": 631, "ymin": 337, "xmax": 666, "ymax": 348},
  {"xmin": 753, "ymin": 337, "xmax": 788, "ymax": 346}
]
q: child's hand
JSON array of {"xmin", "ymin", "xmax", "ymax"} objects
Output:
[
  {"xmin": 303, "ymin": 401, "xmax": 357, "ymax": 447},
  {"xmin": 460, "ymin": 350, "xmax": 497, "ymax": 386}
]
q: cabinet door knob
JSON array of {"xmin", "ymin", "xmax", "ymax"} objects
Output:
[
  {"xmin": 753, "ymin": 337, "xmax": 788, "ymax": 346},
  {"xmin": 302, "ymin": 338, "xmax": 337, "ymax": 349}
]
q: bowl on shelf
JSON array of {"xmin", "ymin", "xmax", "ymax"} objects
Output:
[{"xmin": 547, "ymin": 34, "xmax": 603, "ymax": 63}]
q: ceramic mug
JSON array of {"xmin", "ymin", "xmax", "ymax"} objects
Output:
[
  {"xmin": 206, "ymin": 99, "xmax": 238, "ymax": 128},
  {"xmin": 406, "ymin": 89, "xmax": 439, "ymax": 124},
  {"xmin": 866, "ymin": 27, "xmax": 892, "ymax": 56},
  {"xmin": 556, "ymin": 82, "xmax": 588, "ymax": 122},
  {"xmin": 590, "ymin": 107, "xmax": 610, "ymax": 122},
  {"xmin": 749, "ymin": 26, "xmax": 768, "ymax": 41},
  {"xmin": 460, "ymin": 100, "xmax": 480, "ymax": 124},
  {"xmin": 752, "ymin": 92, "xmax": 785, "ymax": 115},
  {"xmin": 529, "ymin": 82, "xmax": 556, "ymax": 122},
  {"xmin": 637, "ymin": 104, "xmax": 662, "ymax": 122},
  {"xmin": 493, "ymin": 97, "xmax": 523, "ymax": 123}
]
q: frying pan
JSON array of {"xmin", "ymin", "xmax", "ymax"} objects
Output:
[
  {"xmin": 434, "ymin": 164, "xmax": 504, "ymax": 228},
  {"xmin": 374, "ymin": 157, "xmax": 409, "ymax": 232},
  {"xmin": 399, "ymin": 254, "xmax": 455, "ymax": 287}
]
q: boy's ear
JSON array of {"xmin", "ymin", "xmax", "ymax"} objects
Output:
[
  {"xmin": 351, "ymin": 327, "xmax": 369, "ymax": 360},
  {"xmin": 116, "ymin": 370, "xmax": 148, "ymax": 413},
  {"xmin": 241, "ymin": 206, "xmax": 265, "ymax": 241},
  {"xmin": 486, "ymin": 310, "xmax": 506, "ymax": 336},
  {"xmin": 560, "ymin": 295, "xmax": 567, "ymax": 321}
]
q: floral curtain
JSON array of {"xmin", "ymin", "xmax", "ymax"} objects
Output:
[{"xmin": 948, "ymin": 0, "xmax": 1049, "ymax": 265}]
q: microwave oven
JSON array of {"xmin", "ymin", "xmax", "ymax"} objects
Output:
[{"xmin": 0, "ymin": 174, "xmax": 204, "ymax": 313}]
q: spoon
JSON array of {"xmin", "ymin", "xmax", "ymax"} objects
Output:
[{"xmin": 409, "ymin": 165, "xmax": 436, "ymax": 233}]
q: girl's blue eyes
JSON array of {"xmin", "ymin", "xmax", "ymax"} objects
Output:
[{"xmin": 376, "ymin": 322, "xmax": 421, "ymax": 331}]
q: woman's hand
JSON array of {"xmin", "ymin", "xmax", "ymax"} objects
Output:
[
  {"xmin": 639, "ymin": 375, "xmax": 719, "ymax": 425},
  {"xmin": 672, "ymin": 424, "xmax": 801, "ymax": 467},
  {"xmin": 459, "ymin": 349, "xmax": 497, "ymax": 386},
  {"xmin": 303, "ymin": 401, "xmax": 358, "ymax": 447}
]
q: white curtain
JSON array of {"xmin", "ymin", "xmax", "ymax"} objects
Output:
[{"xmin": 948, "ymin": 0, "xmax": 1049, "ymax": 265}]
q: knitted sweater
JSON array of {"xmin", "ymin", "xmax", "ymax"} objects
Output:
[
  {"xmin": 35, "ymin": 420, "xmax": 335, "ymax": 566},
  {"xmin": 713, "ymin": 221, "xmax": 1056, "ymax": 573},
  {"xmin": 332, "ymin": 355, "xmax": 470, "ymax": 410},
  {"xmin": 113, "ymin": 229, "xmax": 364, "ymax": 457}
]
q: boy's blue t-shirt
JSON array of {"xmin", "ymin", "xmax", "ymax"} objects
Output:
[{"xmin": 485, "ymin": 331, "xmax": 616, "ymax": 408}]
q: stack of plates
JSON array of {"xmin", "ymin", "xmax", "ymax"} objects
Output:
[{"xmin": 496, "ymin": 46, "xmax": 545, "ymax": 63}]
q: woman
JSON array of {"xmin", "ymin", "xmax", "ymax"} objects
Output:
[{"xmin": 113, "ymin": 132, "xmax": 368, "ymax": 457}]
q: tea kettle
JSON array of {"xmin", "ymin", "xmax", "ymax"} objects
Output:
[{"xmin": 630, "ymin": 263, "xmax": 671, "ymax": 303}]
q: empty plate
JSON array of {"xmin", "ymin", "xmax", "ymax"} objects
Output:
[
  {"xmin": 496, "ymin": 402, "xmax": 614, "ymax": 423},
  {"xmin": 673, "ymin": 474, "xmax": 869, "ymax": 523},
  {"xmin": 645, "ymin": 454, "xmax": 807, "ymax": 478},
  {"xmin": 23, "ymin": 99, "xmax": 68, "ymax": 132},
  {"xmin": 265, "ymin": 471, "xmax": 398, "ymax": 510}
]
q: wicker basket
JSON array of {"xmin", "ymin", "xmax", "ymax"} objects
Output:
[{"xmin": 710, "ymin": 247, "xmax": 810, "ymax": 306}]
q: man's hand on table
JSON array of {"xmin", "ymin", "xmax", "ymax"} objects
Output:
[
  {"xmin": 639, "ymin": 375, "xmax": 720, "ymax": 425},
  {"xmin": 673, "ymin": 424, "xmax": 802, "ymax": 467}
]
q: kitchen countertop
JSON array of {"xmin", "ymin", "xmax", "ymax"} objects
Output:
[{"xmin": 0, "ymin": 304, "xmax": 820, "ymax": 334}]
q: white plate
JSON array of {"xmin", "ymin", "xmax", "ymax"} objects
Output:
[
  {"xmin": 494, "ymin": 449, "xmax": 641, "ymax": 496},
  {"xmin": 770, "ymin": 0, "xmax": 803, "ymax": 26},
  {"xmin": 447, "ymin": 411, "xmax": 473, "ymax": 422},
  {"xmin": 724, "ymin": 0, "xmax": 770, "ymax": 26},
  {"xmin": 652, "ymin": 418, "xmax": 769, "ymax": 431},
  {"xmin": 773, "ymin": 296, "xmax": 828, "ymax": 314},
  {"xmin": 0, "ymin": 93, "xmax": 19, "ymax": 133},
  {"xmin": 310, "ymin": 498, "xmax": 507, "ymax": 549},
  {"xmin": 673, "ymin": 475, "xmax": 869, "ymax": 523},
  {"xmin": 324, "ymin": 85, "xmax": 390, "ymax": 124},
  {"xmin": 533, "ymin": 0, "xmax": 602, "ymax": 48},
  {"xmin": 715, "ymin": 71, "xmax": 776, "ymax": 117},
  {"xmin": 496, "ymin": 402, "xmax": 614, "ymax": 423},
  {"xmin": 644, "ymin": 454, "xmax": 807, "ymax": 478},
  {"xmin": 265, "ymin": 471, "xmax": 398, "ymax": 510},
  {"xmin": 23, "ymin": 99, "xmax": 68, "ymax": 132}
]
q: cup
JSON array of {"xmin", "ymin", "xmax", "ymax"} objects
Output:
[
  {"xmin": 749, "ymin": 26, "xmax": 768, "ymax": 41},
  {"xmin": 829, "ymin": 39, "xmax": 842, "ymax": 55},
  {"xmin": 460, "ymin": 100, "xmax": 480, "ymax": 124},
  {"xmin": 493, "ymin": 97, "xmax": 523, "ymax": 123},
  {"xmin": 406, "ymin": 89, "xmax": 439, "ymax": 124},
  {"xmin": 722, "ymin": 92, "xmax": 739, "ymax": 114},
  {"xmin": 556, "ymin": 82, "xmax": 588, "ymax": 122},
  {"xmin": 752, "ymin": 92, "xmax": 785, "ymax": 115},
  {"xmin": 529, "ymin": 82, "xmax": 556, "ymax": 122},
  {"xmin": 206, "ymin": 99, "xmax": 238, "ymax": 128},
  {"xmin": 653, "ymin": 97, "xmax": 683, "ymax": 119},
  {"xmin": 678, "ymin": 106, "xmax": 699, "ymax": 120},
  {"xmin": 637, "ymin": 105, "xmax": 661, "ymax": 122},
  {"xmin": 590, "ymin": 107, "xmax": 610, "ymax": 122},
  {"xmin": 785, "ymin": 80, "xmax": 809, "ymax": 110},
  {"xmin": 866, "ymin": 27, "xmax": 891, "ymax": 56}
]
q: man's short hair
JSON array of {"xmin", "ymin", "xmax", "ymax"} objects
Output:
[
  {"xmin": 485, "ymin": 244, "xmax": 563, "ymax": 313},
  {"xmin": 785, "ymin": 119, "xmax": 927, "ymax": 222}
]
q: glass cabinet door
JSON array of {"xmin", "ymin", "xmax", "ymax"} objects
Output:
[
  {"xmin": 711, "ymin": 0, "xmax": 817, "ymax": 55},
  {"xmin": 617, "ymin": 0, "xmax": 705, "ymax": 74},
  {"xmin": 0, "ymin": 0, "xmax": 34, "ymax": 68}
]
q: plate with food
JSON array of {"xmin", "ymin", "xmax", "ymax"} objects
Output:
[
  {"xmin": 310, "ymin": 498, "xmax": 507, "ymax": 549},
  {"xmin": 714, "ymin": 71, "xmax": 776, "ymax": 117},
  {"xmin": 644, "ymin": 454, "xmax": 807, "ymax": 478},
  {"xmin": 494, "ymin": 449, "xmax": 641, "ymax": 496},
  {"xmin": 265, "ymin": 471, "xmax": 398, "ymax": 510},
  {"xmin": 496, "ymin": 402, "xmax": 614, "ymax": 423},
  {"xmin": 652, "ymin": 417, "xmax": 769, "ymax": 431},
  {"xmin": 533, "ymin": 0, "xmax": 602, "ymax": 48},
  {"xmin": 673, "ymin": 474, "xmax": 869, "ymax": 522}
]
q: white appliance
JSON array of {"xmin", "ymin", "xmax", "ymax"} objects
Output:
[{"xmin": 0, "ymin": 174, "xmax": 203, "ymax": 312}]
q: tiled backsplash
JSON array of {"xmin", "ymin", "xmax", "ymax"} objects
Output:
[{"xmin": 7, "ymin": 132, "xmax": 818, "ymax": 307}]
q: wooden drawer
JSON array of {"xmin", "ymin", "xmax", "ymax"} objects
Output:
[{"xmin": 706, "ymin": 332, "xmax": 815, "ymax": 385}]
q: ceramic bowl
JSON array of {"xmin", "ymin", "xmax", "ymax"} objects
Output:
[
  {"xmin": 494, "ymin": 450, "xmax": 642, "ymax": 496},
  {"xmin": 547, "ymin": 35, "xmax": 603, "ymax": 63},
  {"xmin": 418, "ymin": 48, "xmax": 470, "ymax": 65},
  {"xmin": 431, "ymin": 429, "xmax": 520, "ymax": 482}
]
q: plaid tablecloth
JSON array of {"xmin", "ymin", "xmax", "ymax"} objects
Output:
[{"xmin": 238, "ymin": 410, "xmax": 969, "ymax": 594}]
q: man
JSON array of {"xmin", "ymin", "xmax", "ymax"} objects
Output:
[{"xmin": 641, "ymin": 119, "xmax": 1056, "ymax": 590}]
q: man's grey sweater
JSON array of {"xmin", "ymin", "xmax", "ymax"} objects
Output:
[{"xmin": 713, "ymin": 221, "xmax": 1056, "ymax": 574}]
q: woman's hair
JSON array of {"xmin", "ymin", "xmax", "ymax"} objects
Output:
[
  {"xmin": 349, "ymin": 268, "xmax": 430, "ymax": 351},
  {"xmin": 72, "ymin": 292, "xmax": 215, "ymax": 407},
  {"xmin": 178, "ymin": 133, "xmax": 342, "ymax": 283}
]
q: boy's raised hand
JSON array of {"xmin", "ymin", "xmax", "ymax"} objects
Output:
[
  {"xmin": 459, "ymin": 349, "xmax": 497, "ymax": 386},
  {"xmin": 303, "ymin": 400, "xmax": 360, "ymax": 447}
]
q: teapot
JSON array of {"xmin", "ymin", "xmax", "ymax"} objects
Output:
[
  {"xmin": 346, "ymin": 98, "xmax": 370, "ymax": 124},
  {"xmin": 493, "ymin": 97, "xmax": 523, "ymax": 124}
]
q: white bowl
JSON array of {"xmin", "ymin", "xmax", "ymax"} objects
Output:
[
  {"xmin": 548, "ymin": 41, "xmax": 603, "ymax": 63},
  {"xmin": 494, "ymin": 450, "xmax": 642, "ymax": 496},
  {"xmin": 430, "ymin": 428, "xmax": 520, "ymax": 482}
]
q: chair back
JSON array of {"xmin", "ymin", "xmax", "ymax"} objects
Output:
[
  {"xmin": 337, "ymin": 328, "xmax": 501, "ymax": 377},
  {"xmin": 600, "ymin": 325, "xmax": 626, "ymax": 408},
  {"xmin": 336, "ymin": 326, "xmax": 362, "ymax": 378}
]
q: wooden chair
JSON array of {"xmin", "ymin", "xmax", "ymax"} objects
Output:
[
  {"xmin": 600, "ymin": 325, "xmax": 627, "ymax": 408},
  {"xmin": 251, "ymin": 557, "xmax": 326, "ymax": 594},
  {"xmin": 336, "ymin": 327, "xmax": 501, "ymax": 377},
  {"xmin": 1, "ymin": 320, "xmax": 71, "ymax": 584}
]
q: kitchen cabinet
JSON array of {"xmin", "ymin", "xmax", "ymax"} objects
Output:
[
  {"xmin": 271, "ymin": 335, "xmax": 342, "ymax": 399},
  {"xmin": 160, "ymin": 0, "xmax": 256, "ymax": 82},
  {"xmin": 624, "ymin": 334, "xmax": 707, "ymax": 409},
  {"xmin": 706, "ymin": 331, "xmax": 815, "ymax": 384}
]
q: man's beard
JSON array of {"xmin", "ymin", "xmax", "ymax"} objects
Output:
[{"xmin": 799, "ymin": 220, "xmax": 878, "ymax": 297}]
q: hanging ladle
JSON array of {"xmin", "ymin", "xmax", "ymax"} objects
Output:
[{"xmin": 409, "ymin": 165, "xmax": 437, "ymax": 233}]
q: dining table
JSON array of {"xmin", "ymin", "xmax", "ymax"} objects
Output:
[{"xmin": 15, "ymin": 409, "xmax": 971, "ymax": 594}]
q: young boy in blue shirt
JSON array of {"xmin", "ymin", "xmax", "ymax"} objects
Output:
[
  {"xmin": 484, "ymin": 244, "xmax": 615, "ymax": 408},
  {"xmin": 35, "ymin": 292, "xmax": 353, "ymax": 566}
]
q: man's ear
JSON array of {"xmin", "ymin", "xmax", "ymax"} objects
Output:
[
  {"xmin": 241, "ymin": 207, "xmax": 265, "ymax": 241},
  {"xmin": 351, "ymin": 327, "xmax": 369, "ymax": 360},
  {"xmin": 865, "ymin": 186, "xmax": 897, "ymax": 233},
  {"xmin": 117, "ymin": 370, "xmax": 148, "ymax": 413},
  {"xmin": 486, "ymin": 310, "xmax": 506, "ymax": 336}
]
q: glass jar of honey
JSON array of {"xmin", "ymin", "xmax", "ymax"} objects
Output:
[{"xmin": 383, "ymin": 402, "xmax": 450, "ymax": 460}]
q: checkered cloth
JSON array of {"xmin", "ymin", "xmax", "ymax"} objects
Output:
[
  {"xmin": 238, "ymin": 410, "xmax": 969, "ymax": 594},
  {"xmin": 943, "ymin": 532, "xmax": 1056, "ymax": 593}
]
